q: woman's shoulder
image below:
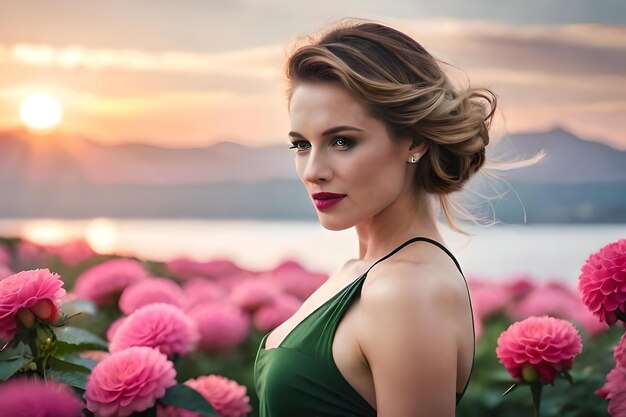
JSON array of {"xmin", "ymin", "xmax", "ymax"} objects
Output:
[{"xmin": 360, "ymin": 258, "xmax": 467, "ymax": 316}]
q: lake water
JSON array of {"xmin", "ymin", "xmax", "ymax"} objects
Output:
[{"xmin": 0, "ymin": 218, "xmax": 624, "ymax": 286}]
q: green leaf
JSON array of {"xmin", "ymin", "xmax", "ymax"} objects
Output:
[
  {"xmin": 53, "ymin": 326, "xmax": 108, "ymax": 353},
  {"xmin": 57, "ymin": 353, "xmax": 98, "ymax": 371},
  {"xmin": 48, "ymin": 356, "xmax": 91, "ymax": 373},
  {"xmin": 0, "ymin": 341, "xmax": 31, "ymax": 361},
  {"xmin": 47, "ymin": 368, "xmax": 88, "ymax": 390},
  {"xmin": 0, "ymin": 356, "xmax": 30, "ymax": 380},
  {"xmin": 47, "ymin": 357, "xmax": 91, "ymax": 389},
  {"xmin": 160, "ymin": 384, "xmax": 217, "ymax": 416}
]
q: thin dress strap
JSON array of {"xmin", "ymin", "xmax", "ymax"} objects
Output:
[{"xmin": 364, "ymin": 236, "xmax": 464, "ymax": 277}]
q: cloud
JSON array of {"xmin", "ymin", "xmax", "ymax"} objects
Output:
[
  {"xmin": 384, "ymin": 18, "xmax": 626, "ymax": 78},
  {"xmin": 0, "ymin": 42, "xmax": 285, "ymax": 80},
  {"xmin": 1, "ymin": 17, "xmax": 624, "ymax": 148}
]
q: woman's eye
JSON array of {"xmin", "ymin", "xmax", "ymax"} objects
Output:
[
  {"xmin": 289, "ymin": 141, "xmax": 310, "ymax": 151},
  {"xmin": 333, "ymin": 137, "xmax": 354, "ymax": 148}
]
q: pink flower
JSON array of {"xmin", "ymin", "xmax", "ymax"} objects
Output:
[
  {"xmin": 119, "ymin": 278, "xmax": 184, "ymax": 314},
  {"xmin": 45, "ymin": 239, "xmax": 96, "ymax": 265},
  {"xmin": 267, "ymin": 260, "xmax": 328, "ymax": 300},
  {"xmin": 188, "ymin": 302, "xmax": 251, "ymax": 352},
  {"xmin": 614, "ymin": 332, "xmax": 626, "ymax": 368},
  {"xmin": 212, "ymin": 271, "xmax": 257, "ymax": 294},
  {"xmin": 15, "ymin": 240, "xmax": 53, "ymax": 266},
  {"xmin": 596, "ymin": 366, "xmax": 626, "ymax": 417},
  {"xmin": 109, "ymin": 303, "xmax": 198, "ymax": 356},
  {"xmin": 568, "ymin": 304, "xmax": 611, "ymax": 336},
  {"xmin": 166, "ymin": 258, "xmax": 242, "ymax": 280},
  {"xmin": 182, "ymin": 375, "xmax": 253, "ymax": 417},
  {"xmin": 0, "ymin": 377, "xmax": 83, "ymax": 417},
  {"xmin": 502, "ymin": 274, "xmax": 537, "ymax": 301},
  {"xmin": 0, "ymin": 268, "xmax": 66, "ymax": 341},
  {"xmin": 467, "ymin": 280, "xmax": 512, "ymax": 321},
  {"xmin": 0, "ymin": 264, "xmax": 13, "ymax": 280},
  {"xmin": 0, "ymin": 245, "xmax": 10, "ymax": 265},
  {"xmin": 578, "ymin": 239, "xmax": 626, "ymax": 325},
  {"xmin": 182, "ymin": 279, "xmax": 227, "ymax": 311},
  {"xmin": 106, "ymin": 316, "xmax": 127, "ymax": 342},
  {"xmin": 86, "ymin": 346, "xmax": 177, "ymax": 417},
  {"xmin": 229, "ymin": 278, "xmax": 281, "ymax": 312},
  {"xmin": 511, "ymin": 283, "xmax": 579, "ymax": 321},
  {"xmin": 513, "ymin": 280, "xmax": 610, "ymax": 338},
  {"xmin": 496, "ymin": 315, "xmax": 583, "ymax": 385},
  {"xmin": 253, "ymin": 293, "xmax": 301, "ymax": 332},
  {"xmin": 74, "ymin": 258, "xmax": 148, "ymax": 306}
]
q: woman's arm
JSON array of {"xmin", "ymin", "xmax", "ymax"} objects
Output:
[{"xmin": 357, "ymin": 262, "xmax": 463, "ymax": 417}]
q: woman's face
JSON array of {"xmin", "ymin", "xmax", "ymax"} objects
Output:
[{"xmin": 288, "ymin": 81, "xmax": 417, "ymax": 231}]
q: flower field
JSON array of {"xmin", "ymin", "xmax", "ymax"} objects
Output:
[{"xmin": 0, "ymin": 236, "xmax": 624, "ymax": 417}]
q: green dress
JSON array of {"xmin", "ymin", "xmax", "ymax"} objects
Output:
[{"xmin": 254, "ymin": 236, "xmax": 475, "ymax": 416}]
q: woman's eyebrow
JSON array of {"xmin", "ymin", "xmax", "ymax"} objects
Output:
[{"xmin": 288, "ymin": 125, "xmax": 364, "ymax": 139}]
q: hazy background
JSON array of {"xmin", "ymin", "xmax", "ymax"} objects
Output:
[{"xmin": 0, "ymin": 1, "xmax": 625, "ymax": 280}]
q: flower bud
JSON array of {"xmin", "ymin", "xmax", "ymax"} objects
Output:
[
  {"xmin": 16, "ymin": 308, "xmax": 35, "ymax": 329},
  {"xmin": 31, "ymin": 299, "xmax": 58, "ymax": 322},
  {"xmin": 521, "ymin": 363, "xmax": 539, "ymax": 383}
]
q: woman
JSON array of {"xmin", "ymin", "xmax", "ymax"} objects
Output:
[{"xmin": 254, "ymin": 18, "xmax": 540, "ymax": 416}]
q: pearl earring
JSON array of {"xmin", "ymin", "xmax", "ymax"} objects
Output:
[{"xmin": 407, "ymin": 152, "xmax": 422, "ymax": 163}]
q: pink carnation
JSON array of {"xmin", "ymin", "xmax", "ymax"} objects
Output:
[
  {"xmin": 188, "ymin": 302, "xmax": 251, "ymax": 352},
  {"xmin": 182, "ymin": 279, "xmax": 227, "ymax": 311},
  {"xmin": 0, "ymin": 377, "xmax": 83, "ymax": 417},
  {"xmin": 181, "ymin": 375, "xmax": 253, "ymax": 417},
  {"xmin": 253, "ymin": 293, "xmax": 301, "ymax": 332},
  {"xmin": 15, "ymin": 240, "xmax": 53, "ymax": 265},
  {"xmin": 267, "ymin": 260, "xmax": 328, "ymax": 300},
  {"xmin": 502, "ymin": 274, "xmax": 537, "ymax": 300},
  {"xmin": 596, "ymin": 366, "xmax": 626, "ymax": 417},
  {"xmin": 86, "ymin": 346, "xmax": 177, "ymax": 417},
  {"xmin": 0, "ymin": 264, "xmax": 13, "ymax": 280},
  {"xmin": 119, "ymin": 278, "xmax": 184, "ymax": 314},
  {"xmin": 614, "ymin": 332, "xmax": 626, "ymax": 368},
  {"xmin": 110, "ymin": 303, "xmax": 198, "ymax": 356},
  {"xmin": 0, "ymin": 245, "xmax": 10, "ymax": 265},
  {"xmin": 511, "ymin": 283, "xmax": 580, "ymax": 321},
  {"xmin": 166, "ymin": 257, "xmax": 241, "ymax": 280},
  {"xmin": 578, "ymin": 238, "xmax": 626, "ymax": 325},
  {"xmin": 46, "ymin": 239, "xmax": 96, "ymax": 265},
  {"xmin": 106, "ymin": 316, "xmax": 127, "ymax": 342},
  {"xmin": 496, "ymin": 315, "xmax": 583, "ymax": 385},
  {"xmin": 74, "ymin": 258, "xmax": 149, "ymax": 306},
  {"xmin": 229, "ymin": 278, "xmax": 281, "ymax": 312},
  {"xmin": 468, "ymin": 280, "xmax": 512, "ymax": 321},
  {"xmin": 568, "ymin": 304, "xmax": 611, "ymax": 336},
  {"xmin": 0, "ymin": 268, "xmax": 66, "ymax": 341},
  {"xmin": 213, "ymin": 271, "xmax": 257, "ymax": 294}
]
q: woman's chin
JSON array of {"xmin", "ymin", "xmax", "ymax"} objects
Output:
[{"xmin": 318, "ymin": 215, "xmax": 354, "ymax": 231}]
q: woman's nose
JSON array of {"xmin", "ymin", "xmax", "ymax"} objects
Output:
[{"xmin": 301, "ymin": 150, "xmax": 332, "ymax": 183}]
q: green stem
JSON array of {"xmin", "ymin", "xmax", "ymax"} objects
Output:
[{"xmin": 530, "ymin": 382, "xmax": 543, "ymax": 417}]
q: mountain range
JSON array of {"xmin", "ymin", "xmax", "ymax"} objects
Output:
[{"xmin": 0, "ymin": 126, "xmax": 624, "ymax": 223}]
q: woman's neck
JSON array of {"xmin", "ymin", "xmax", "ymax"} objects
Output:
[{"xmin": 354, "ymin": 193, "xmax": 443, "ymax": 262}]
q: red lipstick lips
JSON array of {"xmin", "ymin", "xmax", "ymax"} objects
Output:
[{"xmin": 312, "ymin": 192, "xmax": 347, "ymax": 210}]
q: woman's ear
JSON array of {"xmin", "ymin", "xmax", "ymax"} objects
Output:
[{"xmin": 408, "ymin": 138, "xmax": 428, "ymax": 155}]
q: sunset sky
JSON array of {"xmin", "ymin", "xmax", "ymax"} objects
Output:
[{"xmin": 1, "ymin": 1, "xmax": 625, "ymax": 149}]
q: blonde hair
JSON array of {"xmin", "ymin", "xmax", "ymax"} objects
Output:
[{"xmin": 284, "ymin": 18, "xmax": 545, "ymax": 235}]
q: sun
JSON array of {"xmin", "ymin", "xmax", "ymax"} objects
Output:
[{"xmin": 19, "ymin": 92, "xmax": 64, "ymax": 131}]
